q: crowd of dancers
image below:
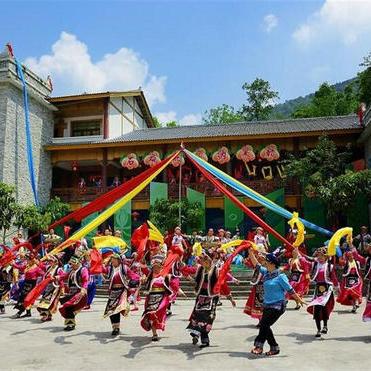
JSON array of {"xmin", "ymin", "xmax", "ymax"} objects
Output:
[{"xmin": 0, "ymin": 224, "xmax": 370, "ymax": 356}]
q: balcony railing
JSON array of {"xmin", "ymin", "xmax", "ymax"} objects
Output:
[
  {"xmin": 51, "ymin": 178, "xmax": 299, "ymax": 203},
  {"xmin": 363, "ymin": 106, "xmax": 371, "ymax": 127},
  {"xmin": 51, "ymin": 135, "xmax": 103, "ymax": 144}
]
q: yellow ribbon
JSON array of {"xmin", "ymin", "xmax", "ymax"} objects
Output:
[
  {"xmin": 327, "ymin": 227, "xmax": 353, "ymax": 256},
  {"xmin": 287, "ymin": 212, "xmax": 305, "ymax": 247},
  {"xmin": 192, "ymin": 242, "xmax": 203, "ymax": 256}
]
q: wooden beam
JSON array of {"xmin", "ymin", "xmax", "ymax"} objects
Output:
[
  {"xmin": 103, "ymin": 98, "xmax": 109, "ymax": 139},
  {"xmin": 109, "ymin": 100, "xmax": 137, "ymax": 129},
  {"xmin": 123, "ymin": 96, "xmax": 144, "ymax": 119}
]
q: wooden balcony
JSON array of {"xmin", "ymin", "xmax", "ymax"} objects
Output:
[{"xmin": 51, "ymin": 178, "xmax": 300, "ymax": 204}]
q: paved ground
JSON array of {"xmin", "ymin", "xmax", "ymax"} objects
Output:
[{"xmin": 0, "ymin": 298, "xmax": 370, "ymax": 371}]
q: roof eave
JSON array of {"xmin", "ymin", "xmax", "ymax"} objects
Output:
[{"xmin": 44, "ymin": 128, "xmax": 362, "ymax": 151}]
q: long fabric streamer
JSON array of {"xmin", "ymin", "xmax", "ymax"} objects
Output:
[
  {"xmin": 50, "ymin": 153, "xmax": 179, "ymax": 228},
  {"xmin": 185, "ymin": 149, "xmax": 332, "ymax": 237},
  {"xmin": 46, "ymin": 151, "xmax": 179, "ymax": 257},
  {"xmin": 185, "ymin": 152, "xmax": 295, "ymax": 249},
  {"xmin": 24, "ymin": 277, "xmax": 53, "ymax": 308},
  {"xmin": 14, "ymin": 59, "xmax": 39, "ymax": 206},
  {"xmin": 213, "ymin": 242, "xmax": 251, "ymax": 294}
]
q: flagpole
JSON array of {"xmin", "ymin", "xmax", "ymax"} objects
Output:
[{"xmin": 178, "ymin": 159, "xmax": 182, "ymax": 228}]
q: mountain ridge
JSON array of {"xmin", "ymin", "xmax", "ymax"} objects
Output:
[{"xmin": 271, "ymin": 77, "xmax": 357, "ymax": 118}]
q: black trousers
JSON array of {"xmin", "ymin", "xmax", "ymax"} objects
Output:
[
  {"xmin": 110, "ymin": 313, "xmax": 121, "ymax": 325},
  {"xmin": 254, "ymin": 307, "xmax": 284, "ymax": 350}
]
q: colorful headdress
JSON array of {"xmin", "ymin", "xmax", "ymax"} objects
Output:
[
  {"xmin": 151, "ymin": 254, "xmax": 165, "ymax": 266},
  {"xmin": 110, "ymin": 253, "xmax": 122, "ymax": 261},
  {"xmin": 69, "ymin": 255, "xmax": 81, "ymax": 265},
  {"xmin": 315, "ymin": 247, "xmax": 328, "ymax": 257}
]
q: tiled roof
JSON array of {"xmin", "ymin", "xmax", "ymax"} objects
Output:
[
  {"xmin": 47, "ymin": 114, "xmax": 361, "ymax": 147},
  {"xmin": 100, "ymin": 114, "xmax": 360, "ymax": 143}
]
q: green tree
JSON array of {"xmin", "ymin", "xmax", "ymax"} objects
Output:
[
  {"xmin": 152, "ymin": 117, "xmax": 162, "ymax": 128},
  {"xmin": 285, "ymin": 136, "xmax": 370, "ymax": 224},
  {"xmin": 166, "ymin": 121, "xmax": 177, "ymax": 127},
  {"xmin": 0, "ymin": 183, "xmax": 70, "ymax": 243},
  {"xmin": 153, "ymin": 116, "xmax": 178, "ymax": 128},
  {"xmin": 0, "ymin": 183, "xmax": 17, "ymax": 243},
  {"xmin": 292, "ymin": 82, "xmax": 358, "ymax": 118},
  {"xmin": 316, "ymin": 170, "xmax": 371, "ymax": 218},
  {"xmin": 240, "ymin": 78, "xmax": 279, "ymax": 121},
  {"xmin": 358, "ymin": 51, "xmax": 371, "ymax": 106},
  {"xmin": 202, "ymin": 104, "xmax": 243, "ymax": 125},
  {"xmin": 14, "ymin": 205, "xmax": 51, "ymax": 233},
  {"xmin": 41, "ymin": 197, "xmax": 70, "ymax": 223},
  {"xmin": 149, "ymin": 198, "xmax": 203, "ymax": 233}
]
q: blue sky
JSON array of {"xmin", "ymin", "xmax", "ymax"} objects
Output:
[{"xmin": 1, "ymin": 0, "xmax": 370, "ymax": 125}]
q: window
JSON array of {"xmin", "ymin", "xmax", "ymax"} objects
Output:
[{"xmin": 70, "ymin": 119, "xmax": 101, "ymax": 137}]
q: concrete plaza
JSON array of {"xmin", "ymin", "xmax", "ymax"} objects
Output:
[{"xmin": 0, "ymin": 298, "xmax": 370, "ymax": 371}]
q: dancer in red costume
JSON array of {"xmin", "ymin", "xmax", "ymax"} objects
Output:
[
  {"xmin": 283, "ymin": 248, "xmax": 310, "ymax": 309},
  {"xmin": 11, "ymin": 253, "xmax": 45, "ymax": 318},
  {"xmin": 58, "ymin": 255, "xmax": 89, "ymax": 331},
  {"xmin": 306, "ymin": 247, "xmax": 339, "ymax": 338},
  {"xmin": 337, "ymin": 251, "xmax": 364, "ymax": 313},
  {"xmin": 36, "ymin": 255, "xmax": 64, "ymax": 322},
  {"xmin": 244, "ymin": 265, "xmax": 264, "ymax": 322},
  {"xmin": 141, "ymin": 254, "xmax": 173, "ymax": 341},
  {"xmin": 362, "ymin": 244, "xmax": 371, "ymax": 322},
  {"xmin": 103, "ymin": 253, "xmax": 134, "ymax": 336}
]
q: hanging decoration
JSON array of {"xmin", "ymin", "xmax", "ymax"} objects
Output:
[
  {"xmin": 194, "ymin": 147, "xmax": 208, "ymax": 162},
  {"xmin": 143, "ymin": 151, "xmax": 162, "ymax": 167},
  {"xmin": 260, "ymin": 144, "xmax": 280, "ymax": 161},
  {"xmin": 212, "ymin": 146, "xmax": 230, "ymax": 164},
  {"xmin": 121, "ymin": 153, "xmax": 140, "ymax": 170},
  {"xmin": 236, "ymin": 145, "xmax": 255, "ymax": 163},
  {"xmin": 71, "ymin": 161, "xmax": 79, "ymax": 172},
  {"xmin": 261, "ymin": 166, "xmax": 273, "ymax": 180},
  {"xmin": 171, "ymin": 153, "xmax": 185, "ymax": 167},
  {"xmin": 246, "ymin": 164, "xmax": 257, "ymax": 176},
  {"xmin": 276, "ymin": 164, "xmax": 286, "ymax": 179}
]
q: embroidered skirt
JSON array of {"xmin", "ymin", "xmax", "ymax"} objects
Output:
[
  {"xmin": 244, "ymin": 283, "xmax": 263, "ymax": 320},
  {"xmin": 103, "ymin": 287, "xmax": 129, "ymax": 318},
  {"xmin": 337, "ymin": 274, "xmax": 363, "ymax": 306},
  {"xmin": 186, "ymin": 294, "xmax": 219, "ymax": 336},
  {"xmin": 141, "ymin": 291, "xmax": 170, "ymax": 331}
]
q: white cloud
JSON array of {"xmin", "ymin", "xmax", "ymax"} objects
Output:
[
  {"xmin": 25, "ymin": 32, "xmax": 167, "ymax": 106},
  {"xmin": 263, "ymin": 14, "xmax": 278, "ymax": 33},
  {"xmin": 178, "ymin": 113, "xmax": 202, "ymax": 126},
  {"xmin": 155, "ymin": 111, "xmax": 202, "ymax": 126},
  {"xmin": 293, "ymin": 0, "xmax": 371, "ymax": 46},
  {"xmin": 156, "ymin": 111, "xmax": 177, "ymax": 123}
]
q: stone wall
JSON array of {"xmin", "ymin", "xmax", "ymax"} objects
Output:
[{"xmin": 0, "ymin": 52, "xmax": 55, "ymax": 206}]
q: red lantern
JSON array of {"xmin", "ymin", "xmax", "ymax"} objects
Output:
[{"xmin": 71, "ymin": 161, "xmax": 79, "ymax": 172}]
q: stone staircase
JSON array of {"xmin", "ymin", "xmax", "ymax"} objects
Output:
[
  {"xmin": 96, "ymin": 268, "xmax": 255, "ymax": 299},
  {"xmin": 95, "ymin": 267, "xmax": 318, "ymax": 299}
]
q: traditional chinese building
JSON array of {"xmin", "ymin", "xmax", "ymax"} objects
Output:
[
  {"xmin": 0, "ymin": 47, "xmax": 367, "ymax": 245},
  {"xmin": 45, "ymin": 92, "xmax": 365, "ymax": 245}
]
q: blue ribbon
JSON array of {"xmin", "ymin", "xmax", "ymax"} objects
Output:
[
  {"xmin": 186, "ymin": 150, "xmax": 332, "ymax": 236},
  {"xmin": 15, "ymin": 59, "xmax": 39, "ymax": 206}
]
